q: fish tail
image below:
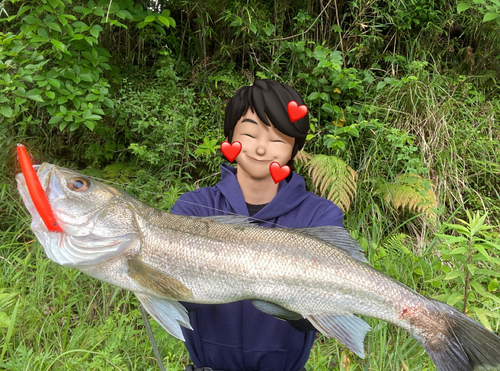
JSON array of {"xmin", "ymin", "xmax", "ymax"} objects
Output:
[{"xmin": 413, "ymin": 299, "xmax": 500, "ymax": 371}]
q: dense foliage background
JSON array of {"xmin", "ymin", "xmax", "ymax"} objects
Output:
[{"xmin": 1, "ymin": 0, "xmax": 499, "ymax": 369}]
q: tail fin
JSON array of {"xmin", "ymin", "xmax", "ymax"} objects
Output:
[{"xmin": 416, "ymin": 299, "xmax": 500, "ymax": 371}]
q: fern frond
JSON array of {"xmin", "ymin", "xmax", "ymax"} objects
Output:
[
  {"xmin": 301, "ymin": 153, "xmax": 358, "ymax": 213},
  {"xmin": 383, "ymin": 233, "xmax": 414, "ymax": 255},
  {"xmin": 377, "ymin": 174, "xmax": 438, "ymax": 220},
  {"xmin": 294, "ymin": 151, "xmax": 312, "ymax": 167}
]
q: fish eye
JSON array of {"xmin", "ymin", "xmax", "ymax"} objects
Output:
[{"xmin": 68, "ymin": 177, "xmax": 90, "ymax": 192}]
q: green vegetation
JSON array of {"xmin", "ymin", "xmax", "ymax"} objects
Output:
[{"xmin": 1, "ymin": 0, "xmax": 499, "ymax": 369}]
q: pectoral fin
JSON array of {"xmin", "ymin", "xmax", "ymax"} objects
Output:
[
  {"xmin": 251, "ymin": 300, "xmax": 303, "ymax": 321},
  {"xmin": 307, "ymin": 313, "xmax": 371, "ymax": 358},
  {"xmin": 128, "ymin": 256, "xmax": 193, "ymax": 300},
  {"xmin": 135, "ymin": 293, "xmax": 192, "ymax": 341}
]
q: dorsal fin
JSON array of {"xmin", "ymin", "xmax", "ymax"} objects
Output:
[
  {"xmin": 294, "ymin": 226, "xmax": 368, "ymax": 263},
  {"xmin": 202, "ymin": 217, "xmax": 367, "ymax": 263},
  {"xmin": 200, "ymin": 215, "xmax": 256, "ymax": 227}
]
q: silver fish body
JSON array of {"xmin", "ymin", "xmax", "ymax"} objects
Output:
[{"xmin": 16, "ymin": 163, "xmax": 500, "ymax": 371}]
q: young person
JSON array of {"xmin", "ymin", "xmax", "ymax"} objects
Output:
[{"xmin": 170, "ymin": 79, "xmax": 344, "ymax": 371}]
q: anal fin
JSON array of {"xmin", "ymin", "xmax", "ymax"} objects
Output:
[
  {"xmin": 135, "ymin": 293, "xmax": 192, "ymax": 341},
  {"xmin": 307, "ymin": 313, "xmax": 371, "ymax": 358}
]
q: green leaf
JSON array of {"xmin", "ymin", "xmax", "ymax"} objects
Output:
[
  {"xmin": 345, "ymin": 126, "xmax": 359, "ymax": 137},
  {"xmin": 471, "ymin": 281, "xmax": 500, "ymax": 305},
  {"xmin": 83, "ymin": 120, "xmax": 95, "ymax": 130},
  {"xmin": 480, "ymin": 240, "xmax": 500, "ymax": 251},
  {"xmin": 445, "ymin": 270, "xmax": 464, "ymax": 280},
  {"xmin": 50, "ymin": 39, "xmax": 66, "ymax": 52},
  {"xmin": 48, "ymin": 116, "xmax": 64, "ymax": 125},
  {"xmin": 308, "ymin": 92, "xmax": 320, "ymax": 101},
  {"xmin": 26, "ymin": 91, "xmax": 44, "ymax": 102},
  {"xmin": 483, "ymin": 12, "xmax": 499, "ymax": 22},
  {"xmin": 0, "ymin": 106, "xmax": 13, "ymax": 118},
  {"xmin": 445, "ymin": 223, "xmax": 470, "ymax": 236},
  {"xmin": 90, "ymin": 28, "xmax": 100, "ymax": 38},
  {"xmin": 57, "ymin": 15, "xmax": 68, "ymax": 26},
  {"xmin": 73, "ymin": 6, "xmax": 93, "ymax": 16},
  {"xmin": 65, "ymin": 23, "xmax": 75, "ymax": 37},
  {"xmin": 144, "ymin": 15, "xmax": 156, "ymax": 23},
  {"xmin": 60, "ymin": 121, "xmax": 69, "ymax": 130},
  {"xmin": 45, "ymin": 91, "xmax": 56, "ymax": 100},
  {"xmin": 37, "ymin": 27, "xmax": 49, "ymax": 40},
  {"xmin": 15, "ymin": 97, "xmax": 27, "ymax": 105},
  {"xmin": 102, "ymin": 97, "xmax": 114, "ymax": 108},
  {"xmin": 488, "ymin": 279, "xmax": 499, "ymax": 292},
  {"xmin": 46, "ymin": 21, "xmax": 62, "ymax": 32},
  {"xmin": 446, "ymin": 291, "xmax": 464, "ymax": 306},
  {"xmin": 450, "ymin": 246, "xmax": 469, "ymax": 255},
  {"xmin": 94, "ymin": 7, "xmax": 105, "ymax": 17},
  {"xmin": 474, "ymin": 244, "xmax": 491, "ymax": 261},
  {"xmin": 79, "ymin": 74, "xmax": 94, "ymax": 82},
  {"xmin": 23, "ymin": 15, "xmax": 41, "ymax": 25},
  {"xmin": 116, "ymin": 9, "xmax": 132, "ymax": 20},
  {"xmin": 434, "ymin": 234, "xmax": 468, "ymax": 244},
  {"xmin": 48, "ymin": 78, "xmax": 61, "ymax": 89},
  {"xmin": 470, "ymin": 307, "xmax": 493, "ymax": 331},
  {"xmin": 157, "ymin": 15, "xmax": 171, "ymax": 27},
  {"xmin": 84, "ymin": 36, "xmax": 97, "ymax": 46}
]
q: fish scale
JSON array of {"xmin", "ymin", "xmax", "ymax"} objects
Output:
[{"xmin": 16, "ymin": 162, "xmax": 500, "ymax": 371}]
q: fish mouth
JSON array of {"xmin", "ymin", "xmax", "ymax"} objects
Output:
[
  {"xmin": 16, "ymin": 163, "xmax": 139, "ymax": 267},
  {"xmin": 16, "ymin": 163, "xmax": 61, "ymax": 232}
]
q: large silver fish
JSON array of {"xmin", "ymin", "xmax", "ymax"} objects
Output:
[{"xmin": 16, "ymin": 163, "xmax": 500, "ymax": 371}]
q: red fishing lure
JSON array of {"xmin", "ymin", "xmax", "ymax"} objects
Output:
[{"xmin": 17, "ymin": 144, "xmax": 63, "ymax": 232}]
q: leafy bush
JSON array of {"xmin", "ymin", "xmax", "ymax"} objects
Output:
[{"xmin": 430, "ymin": 211, "xmax": 500, "ymax": 330}]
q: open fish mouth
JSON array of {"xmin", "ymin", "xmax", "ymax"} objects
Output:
[
  {"xmin": 16, "ymin": 163, "xmax": 139, "ymax": 267},
  {"xmin": 16, "ymin": 163, "xmax": 59, "ymax": 232}
]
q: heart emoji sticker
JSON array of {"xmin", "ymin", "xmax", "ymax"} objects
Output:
[
  {"xmin": 287, "ymin": 101, "xmax": 308, "ymax": 123},
  {"xmin": 269, "ymin": 162, "xmax": 291, "ymax": 184},
  {"xmin": 220, "ymin": 141, "xmax": 242, "ymax": 162}
]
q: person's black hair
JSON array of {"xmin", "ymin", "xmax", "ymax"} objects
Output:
[{"xmin": 224, "ymin": 79, "xmax": 309, "ymax": 171}]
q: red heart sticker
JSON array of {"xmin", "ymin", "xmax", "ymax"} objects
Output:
[
  {"xmin": 269, "ymin": 162, "xmax": 291, "ymax": 184},
  {"xmin": 287, "ymin": 101, "xmax": 308, "ymax": 123},
  {"xmin": 220, "ymin": 141, "xmax": 242, "ymax": 162}
]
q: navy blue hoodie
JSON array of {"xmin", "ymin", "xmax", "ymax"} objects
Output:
[{"xmin": 170, "ymin": 164, "xmax": 344, "ymax": 371}]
